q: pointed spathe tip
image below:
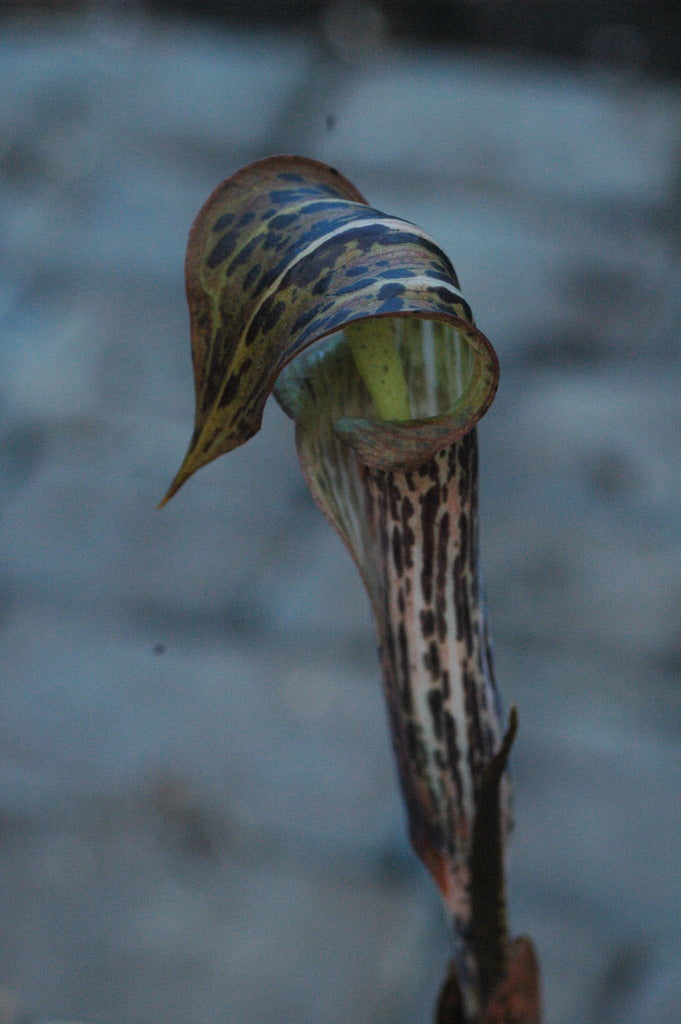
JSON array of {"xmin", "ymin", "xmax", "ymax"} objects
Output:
[
  {"xmin": 156, "ymin": 444, "xmax": 202, "ymax": 510},
  {"xmin": 156, "ymin": 479, "xmax": 181, "ymax": 510},
  {"xmin": 156, "ymin": 418, "xmax": 255, "ymax": 510},
  {"xmin": 157, "ymin": 469, "xmax": 188, "ymax": 510}
]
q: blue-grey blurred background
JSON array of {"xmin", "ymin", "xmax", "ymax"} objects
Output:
[{"xmin": 0, "ymin": 2, "xmax": 680, "ymax": 1022}]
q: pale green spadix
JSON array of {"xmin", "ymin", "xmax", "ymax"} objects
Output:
[{"xmin": 345, "ymin": 317, "xmax": 411, "ymax": 421}]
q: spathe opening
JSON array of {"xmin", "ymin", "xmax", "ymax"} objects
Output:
[{"xmin": 276, "ymin": 313, "xmax": 497, "ymax": 470}]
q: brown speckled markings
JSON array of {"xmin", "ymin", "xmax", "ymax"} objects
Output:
[{"xmin": 363, "ymin": 429, "xmax": 507, "ymax": 1001}]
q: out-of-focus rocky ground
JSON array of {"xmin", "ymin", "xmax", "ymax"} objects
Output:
[{"xmin": 0, "ymin": 5, "xmax": 679, "ymax": 1023}]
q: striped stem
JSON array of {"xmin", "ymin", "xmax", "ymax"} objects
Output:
[{"xmin": 362, "ymin": 432, "xmax": 509, "ymax": 1019}]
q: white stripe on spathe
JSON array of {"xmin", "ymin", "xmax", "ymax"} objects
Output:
[{"xmin": 237, "ymin": 213, "xmax": 466, "ymax": 352}]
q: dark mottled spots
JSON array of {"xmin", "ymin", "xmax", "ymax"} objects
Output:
[
  {"xmin": 435, "ymin": 511, "xmax": 450, "ymax": 641},
  {"xmin": 245, "ymin": 297, "xmax": 286, "ymax": 345},
  {"xmin": 406, "ymin": 719, "xmax": 420, "ymax": 761},
  {"xmin": 370, "ymin": 228, "xmax": 418, "ymax": 248},
  {"xmin": 434, "ymin": 747, "xmax": 447, "ymax": 771},
  {"xmin": 312, "ymin": 273, "xmax": 332, "ymax": 295},
  {"xmin": 392, "ymin": 525, "xmax": 403, "ymax": 577},
  {"xmin": 294, "ymin": 317, "xmax": 328, "ymax": 349},
  {"xmin": 398, "ymin": 668, "xmax": 413, "ymax": 719},
  {"xmin": 243, "ymin": 262, "xmax": 261, "ymax": 292},
  {"xmin": 377, "ymin": 490, "xmax": 390, "ymax": 560},
  {"xmin": 335, "ymin": 278, "xmax": 373, "ymax": 295},
  {"xmin": 346, "ymin": 264, "xmax": 369, "ymax": 277},
  {"xmin": 426, "ymin": 267, "xmax": 456, "ymax": 285},
  {"xmin": 459, "ymin": 298, "xmax": 474, "ymax": 323},
  {"xmin": 437, "ymin": 511, "xmax": 450, "ymax": 563},
  {"xmin": 212, "ymin": 212, "xmax": 234, "ymax": 233},
  {"xmin": 397, "ymin": 621, "xmax": 410, "ymax": 689},
  {"xmin": 228, "ymin": 236, "xmax": 258, "ymax": 272},
  {"xmin": 435, "ymin": 588, "xmax": 447, "ymax": 644},
  {"xmin": 377, "ymin": 268, "xmax": 414, "ymax": 279},
  {"xmin": 356, "ymin": 224, "xmax": 411, "ymax": 253},
  {"xmin": 207, "ymin": 229, "xmax": 238, "ymax": 268},
  {"xmin": 444, "ymin": 711, "xmax": 461, "ymax": 782},
  {"xmin": 261, "ymin": 231, "xmax": 283, "ymax": 251},
  {"xmin": 269, "ymin": 185, "xmax": 331, "ymax": 203},
  {"xmin": 420, "ymin": 479, "xmax": 440, "ymax": 604},
  {"xmin": 218, "ymin": 373, "xmax": 239, "ymax": 408},
  {"xmin": 218, "ymin": 357, "xmax": 252, "ymax": 408},
  {"xmin": 433, "ymin": 285, "xmax": 472, "ymax": 321},
  {"xmin": 268, "ymin": 212, "xmax": 298, "ymax": 230},
  {"xmin": 377, "ymin": 281, "xmax": 406, "ymax": 301},
  {"xmin": 420, "ymin": 608, "xmax": 435, "ymax": 638},
  {"xmin": 375, "ymin": 298, "xmax": 406, "ymax": 316},
  {"xmin": 264, "ymin": 212, "xmax": 389, "ymax": 290},
  {"xmin": 455, "ymin": 511, "xmax": 469, "ymax": 581},
  {"xmin": 290, "ymin": 305, "xmax": 318, "ymax": 334},
  {"xmin": 401, "ymin": 494, "xmax": 415, "ymax": 570},
  {"xmin": 269, "ymin": 189, "xmax": 299, "ymax": 203},
  {"xmin": 429, "ymin": 249, "xmax": 458, "ymax": 282},
  {"xmin": 275, "ymin": 217, "xmax": 360, "ymax": 284},
  {"xmin": 427, "ymin": 687, "xmax": 443, "ymax": 740},
  {"xmin": 317, "ymin": 308, "xmax": 351, "ymax": 334},
  {"xmin": 453, "ymin": 542, "xmax": 472, "ymax": 648},
  {"xmin": 460, "ymin": 432, "xmax": 476, "ymax": 477},
  {"xmin": 463, "ymin": 664, "xmax": 487, "ymax": 777},
  {"xmin": 424, "ymin": 641, "xmax": 441, "ymax": 679},
  {"xmin": 387, "ymin": 477, "xmax": 401, "ymax": 521}
]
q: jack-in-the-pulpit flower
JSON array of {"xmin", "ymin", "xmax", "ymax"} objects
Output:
[{"xmin": 162, "ymin": 156, "xmax": 538, "ymax": 1023}]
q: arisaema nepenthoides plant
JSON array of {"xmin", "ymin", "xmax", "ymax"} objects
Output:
[{"xmin": 161, "ymin": 156, "xmax": 541, "ymax": 1024}]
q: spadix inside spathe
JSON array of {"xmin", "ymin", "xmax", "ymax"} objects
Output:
[{"xmin": 275, "ymin": 313, "xmax": 497, "ymax": 471}]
